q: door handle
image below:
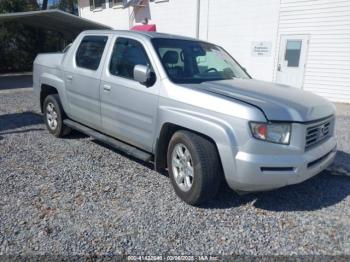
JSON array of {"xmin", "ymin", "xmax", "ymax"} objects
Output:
[
  {"xmin": 67, "ymin": 75, "xmax": 73, "ymax": 81},
  {"xmin": 277, "ymin": 64, "xmax": 282, "ymax": 72},
  {"xmin": 103, "ymin": 84, "xmax": 111, "ymax": 91}
]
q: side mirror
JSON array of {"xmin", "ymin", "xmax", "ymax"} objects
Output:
[{"xmin": 134, "ymin": 64, "xmax": 151, "ymax": 85}]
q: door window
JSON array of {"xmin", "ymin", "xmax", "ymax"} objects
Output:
[
  {"xmin": 76, "ymin": 35, "xmax": 108, "ymax": 70},
  {"xmin": 285, "ymin": 40, "xmax": 302, "ymax": 67},
  {"xmin": 109, "ymin": 37, "xmax": 151, "ymax": 80}
]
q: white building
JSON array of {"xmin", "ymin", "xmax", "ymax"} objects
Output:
[{"xmin": 78, "ymin": 0, "xmax": 350, "ymax": 103}]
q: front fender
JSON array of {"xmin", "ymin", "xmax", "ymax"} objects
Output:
[{"xmin": 155, "ymin": 106, "xmax": 240, "ymax": 188}]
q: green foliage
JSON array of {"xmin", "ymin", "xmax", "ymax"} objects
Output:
[
  {"xmin": 51, "ymin": 0, "xmax": 78, "ymax": 14},
  {"xmin": 0, "ymin": 0, "xmax": 72, "ymax": 73},
  {"xmin": 0, "ymin": 0, "xmax": 39, "ymax": 13}
]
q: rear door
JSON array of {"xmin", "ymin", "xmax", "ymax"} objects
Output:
[
  {"xmin": 100, "ymin": 36, "xmax": 159, "ymax": 152},
  {"xmin": 64, "ymin": 35, "xmax": 109, "ymax": 129}
]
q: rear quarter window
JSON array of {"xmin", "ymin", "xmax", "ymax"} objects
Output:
[{"xmin": 76, "ymin": 35, "xmax": 108, "ymax": 70}]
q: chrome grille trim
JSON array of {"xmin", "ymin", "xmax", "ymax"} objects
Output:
[{"xmin": 305, "ymin": 117, "xmax": 333, "ymax": 150}]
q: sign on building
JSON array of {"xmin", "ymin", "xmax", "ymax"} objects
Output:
[{"xmin": 251, "ymin": 42, "xmax": 272, "ymax": 57}]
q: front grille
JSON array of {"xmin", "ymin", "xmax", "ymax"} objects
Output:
[{"xmin": 305, "ymin": 118, "xmax": 332, "ymax": 150}]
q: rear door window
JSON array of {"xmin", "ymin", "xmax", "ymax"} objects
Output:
[{"xmin": 76, "ymin": 35, "xmax": 108, "ymax": 70}]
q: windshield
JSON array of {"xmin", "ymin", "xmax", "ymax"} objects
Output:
[{"xmin": 152, "ymin": 38, "xmax": 250, "ymax": 84}]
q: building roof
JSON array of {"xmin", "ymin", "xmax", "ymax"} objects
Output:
[{"xmin": 0, "ymin": 10, "xmax": 111, "ymax": 39}]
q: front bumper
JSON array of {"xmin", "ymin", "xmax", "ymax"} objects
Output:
[{"xmin": 228, "ymin": 136, "xmax": 337, "ymax": 192}]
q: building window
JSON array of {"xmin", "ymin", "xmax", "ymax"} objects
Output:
[
  {"xmin": 285, "ymin": 40, "xmax": 302, "ymax": 67},
  {"xmin": 90, "ymin": 0, "xmax": 106, "ymax": 11},
  {"xmin": 108, "ymin": 0, "xmax": 123, "ymax": 8},
  {"xmin": 151, "ymin": 0, "xmax": 169, "ymax": 3},
  {"xmin": 113, "ymin": 0, "xmax": 123, "ymax": 6}
]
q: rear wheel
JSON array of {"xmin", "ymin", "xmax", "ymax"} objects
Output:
[
  {"xmin": 43, "ymin": 94, "xmax": 71, "ymax": 137},
  {"xmin": 167, "ymin": 130, "xmax": 222, "ymax": 205}
]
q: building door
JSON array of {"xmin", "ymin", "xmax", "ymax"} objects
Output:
[{"xmin": 276, "ymin": 35, "xmax": 309, "ymax": 88}]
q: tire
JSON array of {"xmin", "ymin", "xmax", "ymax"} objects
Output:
[
  {"xmin": 43, "ymin": 94, "xmax": 71, "ymax": 138},
  {"xmin": 167, "ymin": 130, "xmax": 222, "ymax": 205}
]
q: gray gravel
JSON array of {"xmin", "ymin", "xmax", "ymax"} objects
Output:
[{"xmin": 0, "ymin": 88, "xmax": 349, "ymax": 256}]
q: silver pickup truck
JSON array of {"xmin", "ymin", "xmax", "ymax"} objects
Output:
[{"xmin": 33, "ymin": 30, "xmax": 337, "ymax": 205}]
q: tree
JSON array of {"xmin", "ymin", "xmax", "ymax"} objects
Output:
[
  {"xmin": 50, "ymin": 0, "xmax": 78, "ymax": 14},
  {"xmin": 0, "ymin": 0, "xmax": 65, "ymax": 73},
  {"xmin": 42, "ymin": 0, "xmax": 48, "ymax": 9},
  {"xmin": 0, "ymin": 0, "xmax": 39, "ymax": 13}
]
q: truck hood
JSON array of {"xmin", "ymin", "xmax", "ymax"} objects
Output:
[{"xmin": 182, "ymin": 78, "xmax": 335, "ymax": 122}]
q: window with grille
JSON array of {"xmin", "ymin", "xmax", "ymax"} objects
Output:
[
  {"xmin": 113, "ymin": 0, "xmax": 123, "ymax": 5},
  {"xmin": 89, "ymin": 0, "xmax": 106, "ymax": 11}
]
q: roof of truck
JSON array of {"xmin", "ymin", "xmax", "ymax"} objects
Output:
[{"xmin": 81, "ymin": 30, "xmax": 201, "ymax": 42}]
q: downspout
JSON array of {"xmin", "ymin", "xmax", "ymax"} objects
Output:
[
  {"xmin": 77, "ymin": 0, "xmax": 81, "ymax": 17},
  {"xmin": 196, "ymin": 0, "xmax": 200, "ymax": 38},
  {"xmin": 206, "ymin": 0, "xmax": 210, "ymax": 40},
  {"xmin": 128, "ymin": 7, "xmax": 133, "ymax": 29}
]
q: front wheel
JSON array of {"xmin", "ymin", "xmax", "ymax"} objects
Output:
[
  {"xmin": 167, "ymin": 130, "xmax": 222, "ymax": 205},
  {"xmin": 43, "ymin": 94, "xmax": 71, "ymax": 138}
]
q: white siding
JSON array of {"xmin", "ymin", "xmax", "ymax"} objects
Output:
[
  {"xmin": 147, "ymin": 0, "xmax": 198, "ymax": 38},
  {"xmin": 78, "ymin": 0, "xmax": 350, "ymax": 103},
  {"xmin": 79, "ymin": 0, "xmax": 130, "ymax": 29},
  {"xmin": 78, "ymin": 0, "xmax": 280, "ymax": 82},
  {"xmin": 278, "ymin": 0, "xmax": 350, "ymax": 103},
  {"xmin": 78, "ymin": 0, "xmax": 198, "ymax": 37},
  {"xmin": 199, "ymin": 0, "xmax": 280, "ymax": 81}
]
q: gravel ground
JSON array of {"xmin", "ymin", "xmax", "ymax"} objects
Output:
[{"xmin": 0, "ymin": 88, "xmax": 349, "ymax": 257}]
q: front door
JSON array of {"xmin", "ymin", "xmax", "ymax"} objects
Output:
[
  {"xmin": 100, "ymin": 36, "xmax": 159, "ymax": 152},
  {"xmin": 276, "ymin": 35, "xmax": 309, "ymax": 88}
]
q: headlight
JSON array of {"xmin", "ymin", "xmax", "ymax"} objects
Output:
[{"xmin": 249, "ymin": 122, "xmax": 291, "ymax": 145}]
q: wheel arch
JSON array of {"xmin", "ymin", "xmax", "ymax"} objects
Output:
[
  {"xmin": 39, "ymin": 73, "xmax": 67, "ymax": 113},
  {"xmin": 40, "ymin": 84, "xmax": 58, "ymax": 113},
  {"xmin": 155, "ymin": 122, "xmax": 226, "ymax": 174},
  {"xmin": 154, "ymin": 105, "xmax": 240, "ymax": 180}
]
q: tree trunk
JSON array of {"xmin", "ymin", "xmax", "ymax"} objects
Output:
[
  {"xmin": 27, "ymin": 0, "xmax": 40, "ymax": 10},
  {"xmin": 68, "ymin": 0, "xmax": 76, "ymax": 14},
  {"xmin": 40, "ymin": 0, "xmax": 48, "ymax": 54},
  {"xmin": 42, "ymin": 0, "xmax": 48, "ymax": 10}
]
